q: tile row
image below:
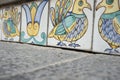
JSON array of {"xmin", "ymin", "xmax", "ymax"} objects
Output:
[{"xmin": 0, "ymin": 0, "xmax": 120, "ymax": 54}]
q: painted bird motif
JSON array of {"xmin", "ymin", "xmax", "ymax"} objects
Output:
[
  {"xmin": 49, "ymin": 0, "xmax": 91, "ymax": 48},
  {"xmin": 3, "ymin": 7, "xmax": 20, "ymax": 40},
  {"xmin": 96, "ymin": 0, "xmax": 120, "ymax": 53}
]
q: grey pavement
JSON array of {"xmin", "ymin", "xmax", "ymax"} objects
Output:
[{"xmin": 0, "ymin": 42, "xmax": 120, "ymax": 80}]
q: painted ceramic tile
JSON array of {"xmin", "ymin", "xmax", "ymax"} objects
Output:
[
  {"xmin": 0, "ymin": 9, "xmax": 2, "ymax": 40},
  {"xmin": 1, "ymin": 6, "xmax": 21, "ymax": 42},
  {"xmin": 21, "ymin": 0, "xmax": 48, "ymax": 45},
  {"xmin": 48, "ymin": 0, "xmax": 94, "ymax": 50},
  {"xmin": 93, "ymin": 0, "xmax": 120, "ymax": 54}
]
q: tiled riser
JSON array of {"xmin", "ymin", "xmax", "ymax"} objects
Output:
[
  {"xmin": 93, "ymin": 0, "xmax": 120, "ymax": 54},
  {"xmin": 21, "ymin": 1, "xmax": 48, "ymax": 45},
  {"xmin": 0, "ymin": 10, "xmax": 2, "ymax": 40},
  {"xmin": 48, "ymin": 0, "xmax": 94, "ymax": 51},
  {"xmin": 1, "ymin": 6, "xmax": 21, "ymax": 42},
  {"xmin": 0, "ymin": 0, "xmax": 120, "ymax": 55}
]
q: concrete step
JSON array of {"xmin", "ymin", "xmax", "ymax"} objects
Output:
[{"xmin": 0, "ymin": 42, "xmax": 120, "ymax": 80}]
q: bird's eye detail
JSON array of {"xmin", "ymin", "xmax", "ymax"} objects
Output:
[
  {"xmin": 78, "ymin": 0, "xmax": 83, "ymax": 6},
  {"xmin": 106, "ymin": 0, "xmax": 114, "ymax": 5}
]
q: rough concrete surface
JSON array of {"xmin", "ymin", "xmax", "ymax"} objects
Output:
[{"xmin": 0, "ymin": 42, "xmax": 120, "ymax": 80}]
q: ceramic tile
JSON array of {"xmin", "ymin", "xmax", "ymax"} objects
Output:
[
  {"xmin": 48, "ymin": 0, "xmax": 94, "ymax": 50},
  {"xmin": 93, "ymin": 0, "xmax": 120, "ymax": 54},
  {"xmin": 0, "ymin": 9, "xmax": 3, "ymax": 40},
  {"xmin": 20, "ymin": 0, "xmax": 49, "ymax": 46},
  {"xmin": 1, "ymin": 5, "xmax": 21, "ymax": 42}
]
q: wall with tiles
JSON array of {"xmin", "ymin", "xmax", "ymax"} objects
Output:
[
  {"xmin": 48, "ymin": 0, "xmax": 94, "ymax": 51},
  {"xmin": 93, "ymin": 0, "xmax": 120, "ymax": 54},
  {"xmin": 1, "ymin": 5, "xmax": 21, "ymax": 42},
  {"xmin": 0, "ymin": 0, "xmax": 120, "ymax": 55},
  {"xmin": 0, "ymin": 10, "xmax": 2, "ymax": 40},
  {"xmin": 21, "ymin": 0, "xmax": 48, "ymax": 45}
]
